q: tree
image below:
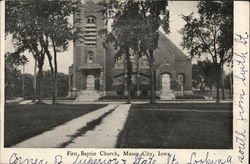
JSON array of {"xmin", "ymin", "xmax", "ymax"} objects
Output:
[
  {"xmin": 181, "ymin": 1, "xmax": 233, "ymax": 102},
  {"xmin": 23, "ymin": 73, "xmax": 34, "ymax": 97},
  {"xmin": 5, "ymin": 51, "xmax": 28, "ymax": 98},
  {"xmin": 192, "ymin": 60, "xmax": 216, "ymax": 95},
  {"xmin": 40, "ymin": 71, "xmax": 69, "ymax": 98},
  {"xmin": 5, "ymin": 0, "xmax": 81, "ymax": 104},
  {"xmin": 100, "ymin": 0, "xmax": 143, "ymax": 103},
  {"xmin": 6, "ymin": 0, "xmax": 49, "ymax": 102},
  {"xmin": 113, "ymin": 1, "xmax": 143, "ymax": 103},
  {"xmin": 40, "ymin": 0, "xmax": 81, "ymax": 104},
  {"xmin": 102, "ymin": 0, "xmax": 170, "ymax": 103},
  {"xmin": 137, "ymin": 0, "xmax": 170, "ymax": 103}
]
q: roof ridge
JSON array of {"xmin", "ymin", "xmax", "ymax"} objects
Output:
[{"xmin": 158, "ymin": 31, "xmax": 189, "ymax": 61}]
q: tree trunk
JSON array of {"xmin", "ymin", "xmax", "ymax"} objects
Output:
[
  {"xmin": 149, "ymin": 50, "xmax": 156, "ymax": 103},
  {"xmin": 125, "ymin": 49, "xmax": 132, "ymax": 104},
  {"xmin": 53, "ymin": 66, "xmax": 58, "ymax": 104},
  {"xmin": 220, "ymin": 67, "xmax": 225, "ymax": 100},
  {"xmin": 52, "ymin": 74, "xmax": 58, "ymax": 104},
  {"xmin": 22, "ymin": 64, "xmax": 25, "ymax": 97},
  {"xmin": 209, "ymin": 86, "xmax": 212, "ymax": 98},
  {"xmin": 136, "ymin": 57, "xmax": 140, "ymax": 96},
  {"xmin": 214, "ymin": 63, "xmax": 221, "ymax": 103},
  {"xmin": 221, "ymin": 85, "xmax": 225, "ymax": 100},
  {"xmin": 32, "ymin": 60, "xmax": 37, "ymax": 102},
  {"xmin": 52, "ymin": 41, "xmax": 58, "ymax": 105},
  {"xmin": 229, "ymin": 72, "xmax": 233, "ymax": 96},
  {"xmin": 37, "ymin": 68, "xmax": 43, "ymax": 103},
  {"xmin": 216, "ymin": 83, "xmax": 220, "ymax": 103},
  {"xmin": 127, "ymin": 84, "xmax": 131, "ymax": 104}
]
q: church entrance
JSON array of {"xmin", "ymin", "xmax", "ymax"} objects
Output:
[
  {"xmin": 160, "ymin": 73, "xmax": 175, "ymax": 100},
  {"xmin": 86, "ymin": 75, "xmax": 95, "ymax": 90},
  {"xmin": 161, "ymin": 74, "xmax": 171, "ymax": 91}
]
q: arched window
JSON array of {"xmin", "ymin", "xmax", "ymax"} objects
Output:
[
  {"xmin": 87, "ymin": 51, "xmax": 94, "ymax": 63},
  {"xmin": 86, "ymin": 16, "xmax": 96, "ymax": 24},
  {"xmin": 178, "ymin": 73, "xmax": 185, "ymax": 85}
]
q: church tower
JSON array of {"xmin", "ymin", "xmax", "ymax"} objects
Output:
[{"xmin": 69, "ymin": 0, "xmax": 106, "ymax": 101}]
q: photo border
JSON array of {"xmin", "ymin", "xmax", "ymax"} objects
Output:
[{"xmin": 0, "ymin": 1, "xmax": 249, "ymax": 164}]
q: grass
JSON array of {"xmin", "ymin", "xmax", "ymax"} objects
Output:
[
  {"xmin": 176, "ymin": 95, "xmax": 204, "ymax": 99},
  {"xmin": 23, "ymin": 96, "xmax": 76, "ymax": 100},
  {"xmin": 132, "ymin": 103, "xmax": 233, "ymax": 110},
  {"xmin": 99, "ymin": 95, "xmax": 160, "ymax": 100},
  {"xmin": 116, "ymin": 103, "xmax": 232, "ymax": 149},
  {"xmin": 4, "ymin": 104, "xmax": 106, "ymax": 147},
  {"xmin": 97, "ymin": 94, "xmax": 205, "ymax": 100}
]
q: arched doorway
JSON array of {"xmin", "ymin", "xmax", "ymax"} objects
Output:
[
  {"xmin": 160, "ymin": 73, "xmax": 175, "ymax": 100},
  {"xmin": 86, "ymin": 75, "xmax": 95, "ymax": 90},
  {"xmin": 161, "ymin": 73, "xmax": 171, "ymax": 91}
]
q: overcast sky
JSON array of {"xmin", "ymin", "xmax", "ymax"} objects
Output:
[{"xmin": 5, "ymin": 1, "xmax": 198, "ymax": 75}]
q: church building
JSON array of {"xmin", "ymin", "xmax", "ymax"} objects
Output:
[{"xmin": 68, "ymin": 0, "xmax": 193, "ymax": 101}]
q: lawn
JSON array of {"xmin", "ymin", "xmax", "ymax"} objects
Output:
[
  {"xmin": 4, "ymin": 104, "xmax": 106, "ymax": 147},
  {"xmin": 117, "ymin": 103, "xmax": 232, "ymax": 149}
]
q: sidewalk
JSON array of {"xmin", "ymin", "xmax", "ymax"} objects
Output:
[
  {"xmin": 66, "ymin": 104, "xmax": 131, "ymax": 148},
  {"xmin": 19, "ymin": 100, "xmax": 34, "ymax": 104},
  {"xmin": 41, "ymin": 99, "xmax": 232, "ymax": 104},
  {"xmin": 13, "ymin": 104, "xmax": 119, "ymax": 148},
  {"xmin": 5, "ymin": 97, "xmax": 24, "ymax": 104}
]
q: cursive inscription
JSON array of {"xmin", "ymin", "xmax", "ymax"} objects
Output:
[
  {"xmin": 234, "ymin": 32, "xmax": 248, "ymax": 86},
  {"xmin": 54, "ymin": 155, "xmax": 63, "ymax": 164},
  {"xmin": 72, "ymin": 155, "xmax": 119, "ymax": 164},
  {"xmin": 133, "ymin": 154, "xmax": 156, "ymax": 164},
  {"xmin": 234, "ymin": 52, "xmax": 248, "ymax": 86},
  {"xmin": 9, "ymin": 153, "xmax": 48, "ymax": 164},
  {"xmin": 188, "ymin": 152, "xmax": 232, "ymax": 164},
  {"xmin": 237, "ymin": 89, "xmax": 247, "ymax": 122},
  {"xmin": 234, "ymin": 32, "xmax": 249, "ymax": 46},
  {"xmin": 8, "ymin": 152, "xmax": 237, "ymax": 164},
  {"xmin": 234, "ymin": 32, "xmax": 248, "ymax": 164},
  {"xmin": 235, "ymin": 130, "xmax": 247, "ymax": 163}
]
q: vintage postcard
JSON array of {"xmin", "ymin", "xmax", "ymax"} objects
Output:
[{"xmin": 0, "ymin": 0, "xmax": 249, "ymax": 164}]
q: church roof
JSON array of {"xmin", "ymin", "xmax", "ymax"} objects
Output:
[
  {"xmin": 78, "ymin": 63, "xmax": 103, "ymax": 70},
  {"xmin": 156, "ymin": 31, "xmax": 190, "ymax": 61}
]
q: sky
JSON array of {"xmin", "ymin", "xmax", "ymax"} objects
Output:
[{"xmin": 5, "ymin": 1, "xmax": 198, "ymax": 75}]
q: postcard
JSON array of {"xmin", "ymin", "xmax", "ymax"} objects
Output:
[{"xmin": 0, "ymin": 0, "xmax": 249, "ymax": 164}]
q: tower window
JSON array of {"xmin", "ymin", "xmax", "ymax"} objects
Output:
[
  {"xmin": 87, "ymin": 51, "xmax": 94, "ymax": 63},
  {"xmin": 85, "ymin": 16, "xmax": 97, "ymax": 46},
  {"xmin": 86, "ymin": 16, "xmax": 96, "ymax": 24}
]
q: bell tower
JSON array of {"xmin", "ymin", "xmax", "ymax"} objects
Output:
[{"xmin": 71, "ymin": 0, "xmax": 106, "ymax": 101}]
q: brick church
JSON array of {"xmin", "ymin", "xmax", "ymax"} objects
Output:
[{"xmin": 68, "ymin": 0, "xmax": 192, "ymax": 101}]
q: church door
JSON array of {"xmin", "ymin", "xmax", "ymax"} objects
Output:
[
  {"xmin": 86, "ymin": 75, "xmax": 95, "ymax": 90},
  {"xmin": 161, "ymin": 74, "xmax": 171, "ymax": 92}
]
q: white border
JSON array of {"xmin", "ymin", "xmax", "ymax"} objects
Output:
[{"xmin": 0, "ymin": 1, "xmax": 249, "ymax": 164}]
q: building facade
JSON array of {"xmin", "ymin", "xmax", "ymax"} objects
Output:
[{"xmin": 68, "ymin": 0, "xmax": 193, "ymax": 101}]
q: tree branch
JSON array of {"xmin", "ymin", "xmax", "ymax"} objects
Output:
[{"xmin": 198, "ymin": 30, "xmax": 215, "ymax": 60}]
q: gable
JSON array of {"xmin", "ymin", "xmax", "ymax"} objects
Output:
[{"xmin": 154, "ymin": 31, "xmax": 190, "ymax": 66}]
